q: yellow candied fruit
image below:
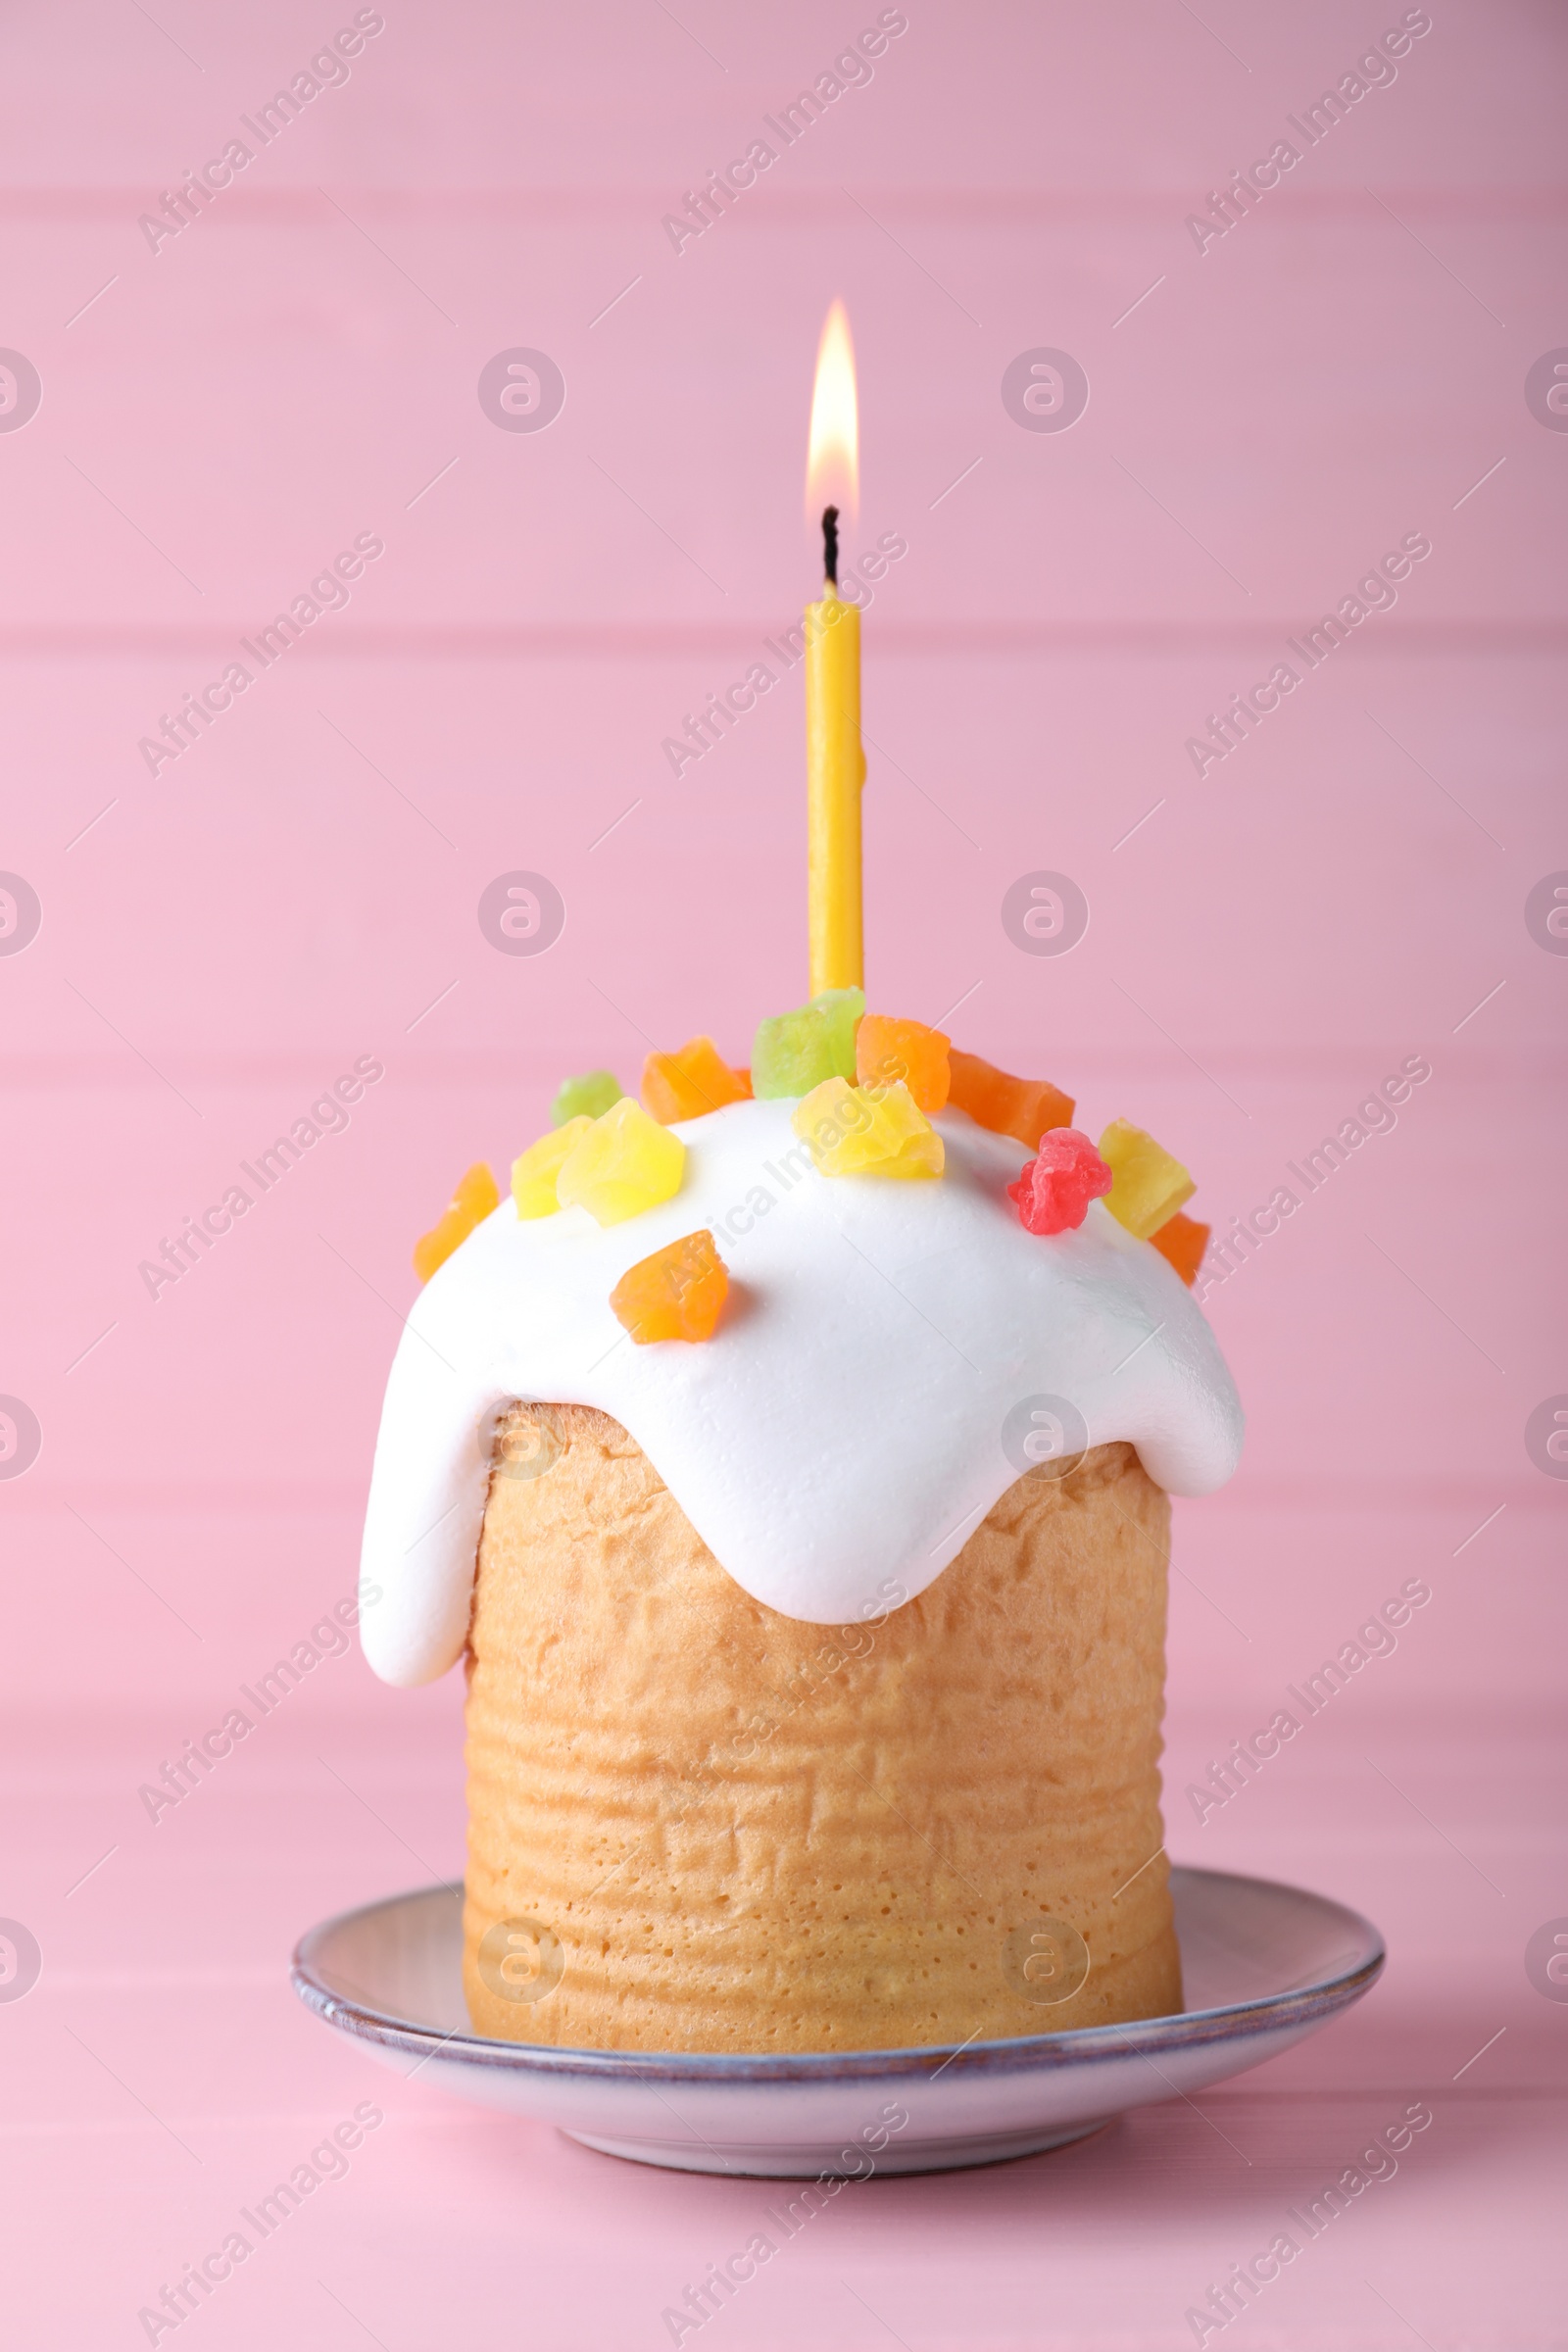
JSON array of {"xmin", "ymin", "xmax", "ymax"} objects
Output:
[
  {"xmin": 511, "ymin": 1116, "xmax": 594, "ymax": 1219},
  {"xmin": 1099, "ymin": 1118, "xmax": 1196, "ymax": 1241},
  {"xmin": 556, "ymin": 1097, "xmax": 686, "ymax": 1226},
  {"xmin": 610, "ymin": 1229, "xmax": 729, "ymax": 1344},
  {"xmin": 792, "ymin": 1076, "xmax": 945, "ymax": 1180},
  {"xmin": 413, "ymin": 1161, "xmax": 500, "ymax": 1282}
]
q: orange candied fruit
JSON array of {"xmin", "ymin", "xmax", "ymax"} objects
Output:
[
  {"xmin": 947, "ymin": 1050, "xmax": 1074, "ymax": 1151},
  {"xmin": 609, "ymin": 1228, "xmax": 729, "ymax": 1345},
  {"xmin": 856, "ymin": 1013, "xmax": 951, "ymax": 1112},
  {"xmin": 413, "ymin": 1161, "xmax": 500, "ymax": 1282},
  {"xmin": 641, "ymin": 1035, "xmax": 752, "ymax": 1124},
  {"xmin": 1150, "ymin": 1210, "xmax": 1210, "ymax": 1287}
]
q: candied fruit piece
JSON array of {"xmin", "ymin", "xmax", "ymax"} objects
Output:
[
  {"xmin": 751, "ymin": 1011, "xmax": 810, "ymax": 1096},
  {"xmin": 610, "ymin": 1228, "xmax": 729, "ymax": 1345},
  {"xmin": 1099, "ymin": 1118, "xmax": 1196, "ymax": 1241},
  {"xmin": 1006, "ymin": 1129, "xmax": 1112, "ymax": 1236},
  {"xmin": 552, "ymin": 1070, "xmax": 621, "ymax": 1126},
  {"xmin": 556, "ymin": 1098, "xmax": 685, "ymax": 1226},
  {"xmin": 810, "ymin": 988, "xmax": 865, "ymax": 1077},
  {"xmin": 752, "ymin": 987, "xmax": 864, "ymax": 1098},
  {"xmin": 948, "ymin": 1050, "xmax": 1074, "ymax": 1149},
  {"xmin": 792, "ymin": 1076, "xmax": 944, "ymax": 1180},
  {"xmin": 1150, "ymin": 1210, "xmax": 1209, "ymax": 1286},
  {"xmin": 511, "ymin": 1116, "xmax": 593, "ymax": 1219},
  {"xmin": 413, "ymin": 1161, "xmax": 500, "ymax": 1281},
  {"xmin": 641, "ymin": 1035, "xmax": 751, "ymax": 1124},
  {"xmin": 857, "ymin": 1013, "xmax": 952, "ymax": 1112}
]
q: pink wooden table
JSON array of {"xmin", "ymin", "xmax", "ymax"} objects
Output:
[{"xmin": 1, "ymin": 2, "xmax": 1564, "ymax": 2342}]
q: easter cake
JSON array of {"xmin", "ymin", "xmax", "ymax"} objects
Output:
[{"xmin": 358, "ymin": 1007, "xmax": 1242, "ymax": 2053}]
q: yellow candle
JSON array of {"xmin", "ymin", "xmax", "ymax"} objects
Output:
[
  {"xmin": 805, "ymin": 584, "xmax": 865, "ymax": 996},
  {"xmin": 804, "ymin": 300, "xmax": 864, "ymax": 998}
]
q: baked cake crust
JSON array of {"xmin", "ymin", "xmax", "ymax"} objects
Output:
[{"xmin": 463, "ymin": 1403, "xmax": 1181, "ymax": 2052}]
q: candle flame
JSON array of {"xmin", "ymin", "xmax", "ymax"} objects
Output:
[{"xmin": 807, "ymin": 299, "xmax": 858, "ymax": 535}]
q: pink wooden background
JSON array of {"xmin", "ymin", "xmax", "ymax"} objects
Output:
[{"xmin": 2, "ymin": 1, "xmax": 1564, "ymax": 2343}]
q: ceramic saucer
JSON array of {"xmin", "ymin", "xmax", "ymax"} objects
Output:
[{"xmin": 292, "ymin": 1865, "xmax": 1383, "ymax": 2177}]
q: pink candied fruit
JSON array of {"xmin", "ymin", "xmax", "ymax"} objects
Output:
[{"xmin": 1007, "ymin": 1128, "xmax": 1112, "ymax": 1237}]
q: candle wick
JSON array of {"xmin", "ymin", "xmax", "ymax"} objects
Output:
[{"xmin": 821, "ymin": 504, "xmax": 840, "ymax": 589}]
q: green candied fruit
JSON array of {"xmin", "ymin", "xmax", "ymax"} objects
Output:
[
  {"xmin": 811, "ymin": 988, "xmax": 864, "ymax": 1080},
  {"xmin": 551, "ymin": 1069, "xmax": 623, "ymax": 1127},
  {"xmin": 751, "ymin": 988, "xmax": 864, "ymax": 1099}
]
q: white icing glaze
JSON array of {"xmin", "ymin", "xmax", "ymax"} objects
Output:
[{"xmin": 359, "ymin": 1098, "xmax": 1243, "ymax": 1686}]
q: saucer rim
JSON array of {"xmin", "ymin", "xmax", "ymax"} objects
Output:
[{"xmin": 290, "ymin": 1863, "xmax": 1385, "ymax": 2083}]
